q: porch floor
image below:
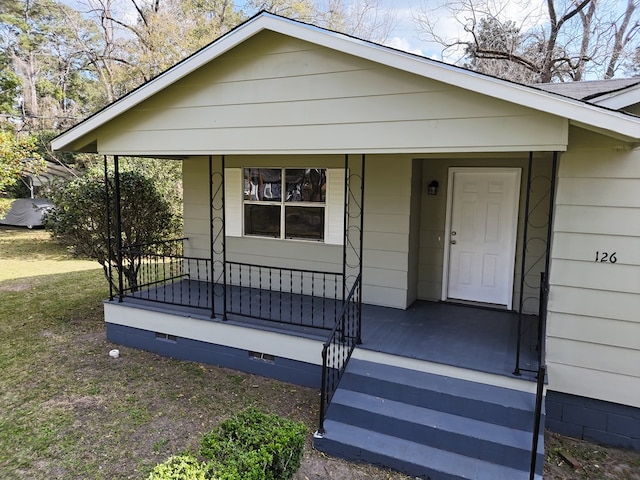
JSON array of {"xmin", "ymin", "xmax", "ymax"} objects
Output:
[
  {"xmin": 360, "ymin": 301, "xmax": 538, "ymax": 380},
  {"xmin": 122, "ymin": 280, "xmax": 538, "ymax": 381}
]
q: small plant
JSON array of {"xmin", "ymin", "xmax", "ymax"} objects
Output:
[
  {"xmin": 148, "ymin": 454, "xmax": 211, "ymax": 480},
  {"xmin": 200, "ymin": 407, "xmax": 306, "ymax": 480}
]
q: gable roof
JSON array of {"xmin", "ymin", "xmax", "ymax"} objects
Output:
[
  {"xmin": 532, "ymin": 78, "xmax": 640, "ymax": 111},
  {"xmin": 52, "ymin": 12, "xmax": 640, "ymax": 152},
  {"xmin": 532, "ymin": 78, "xmax": 640, "ymax": 100}
]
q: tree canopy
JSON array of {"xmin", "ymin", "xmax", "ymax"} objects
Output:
[
  {"xmin": 0, "ymin": 129, "xmax": 44, "ymax": 214},
  {"xmin": 415, "ymin": 0, "xmax": 640, "ymax": 83},
  {"xmin": 44, "ymin": 164, "xmax": 182, "ymax": 291}
]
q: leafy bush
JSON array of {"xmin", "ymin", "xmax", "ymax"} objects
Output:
[
  {"xmin": 200, "ymin": 407, "xmax": 306, "ymax": 480},
  {"xmin": 44, "ymin": 168, "xmax": 181, "ymax": 292},
  {"xmin": 148, "ymin": 454, "xmax": 211, "ymax": 480}
]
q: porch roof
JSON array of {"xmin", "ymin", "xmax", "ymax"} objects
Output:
[{"xmin": 52, "ymin": 12, "xmax": 640, "ymax": 154}]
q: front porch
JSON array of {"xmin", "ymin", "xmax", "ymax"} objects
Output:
[
  {"xmin": 117, "ymin": 281, "xmax": 539, "ymax": 382},
  {"xmin": 106, "ymin": 290, "xmax": 544, "ymax": 479}
]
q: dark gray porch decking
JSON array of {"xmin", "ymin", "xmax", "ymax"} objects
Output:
[
  {"xmin": 360, "ymin": 302, "xmax": 538, "ymax": 380},
  {"xmin": 123, "ymin": 279, "xmax": 538, "ymax": 381}
]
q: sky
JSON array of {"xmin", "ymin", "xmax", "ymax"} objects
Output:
[
  {"xmin": 369, "ymin": 0, "xmax": 548, "ymax": 63},
  {"xmin": 68, "ymin": 0, "xmax": 549, "ymax": 65}
]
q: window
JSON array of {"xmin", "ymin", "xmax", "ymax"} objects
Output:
[
  {"xmin": 224, "ymin": 167, "xmax": 343, "ymax": 245},
  {"xmin": 243, "ymin": 168, "xmax": 327, "ymax": 241}
]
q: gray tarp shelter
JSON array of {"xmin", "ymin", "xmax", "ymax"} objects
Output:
[{"xmin": 0, "ymin": 198, "xmax": 53, "ymax": 228}]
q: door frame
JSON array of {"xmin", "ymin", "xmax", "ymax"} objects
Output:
[{"xmin": 441, "ymin": 167, "xmax": 522, "ymax": 309}]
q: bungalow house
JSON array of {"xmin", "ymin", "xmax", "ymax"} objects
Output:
[{"xmin": 52, "ymin": 12, "xmax": 640, "ymax": 480}]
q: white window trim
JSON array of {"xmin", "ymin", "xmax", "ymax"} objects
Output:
[{"xmin": 225, "ymin": 167, "xmax": 344, "ymax": 245}]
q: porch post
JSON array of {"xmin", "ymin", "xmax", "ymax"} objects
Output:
[
  {"xmin": 357, "ymin": 154, "xmax": 365, "ymax": 344},
  {"xmin": 342, "ymin": 154, "xmax": 349, "ymax": 303},
  {"xmin": 514, "ymin": 152, "xmax": 534, "ymax": 375},
  {"xmin": 538, "ymin": 152, "xmax": 558, "ymax": 365},
  {"xmin": 221, "ymin": 155, "xmax": 227, "ymax": 320},
  {"xmin": 544, "ymin": 153, "xmax": 558, "ymax": 282},
  {"xmin": 209, "ymin": 155, "xmax": 227, "ymax": 320},
  {"xmin": 104, "ymin": 155, "xmax": 114, "ymax": 301},
  {"xmin": 340, "ymin": 154, "xmax": 366, "ymax": 342},
  {"xmin": 209, "ymin": 155, "xmax": 215, "ymax": 318},
  {"xmin": 113, "ymin": 155, "xmax": 124, "ymax": 302}
]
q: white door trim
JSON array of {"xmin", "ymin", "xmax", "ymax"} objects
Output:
[{"xmin": 441, "ymin": 167, "xmax": 521, "ymax": 309}]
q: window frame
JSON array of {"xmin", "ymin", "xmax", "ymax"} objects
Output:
[{"xmin": 242, "ymin": 167, "xmax": 328, "ymax": 242}]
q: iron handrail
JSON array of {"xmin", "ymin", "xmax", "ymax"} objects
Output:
[
  {"xmin": 529, "ymin": 271, "xmax": 549, "ymax": 480},
  {"xmin": 317, "ymin": 273, "xmax": 362, "ymax": 436},
  {"xmin": 118, "ymin": 238, "xmax": 189, "ymax": 297},
  {"xmin": 224, "ymin": 261, "xmax": 343, "ymax": 330}
]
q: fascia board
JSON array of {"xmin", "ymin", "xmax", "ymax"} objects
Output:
[{"xmin": 593, "ymin": 85, "xmax": 640, "ymax": 110}]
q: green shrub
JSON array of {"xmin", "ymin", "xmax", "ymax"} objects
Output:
[
  {"xmin": 148, "ymin": 455, "xmax": 211, "ymax": 480},
  {"xmin": 200, "ymin": 407, "xmax": 306, "ymax": 480}
]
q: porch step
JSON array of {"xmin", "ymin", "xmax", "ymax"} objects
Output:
[
  {"xmin": 314, "ymin": 359, "xmax": 545, "ymax": 480},
  {"xmin": 342, "ymin": 358, "xmax": 539, "ymax": 431},
  {"xmin": 317, "ymin": 421, "xmax": 542, "ymax": 480}
]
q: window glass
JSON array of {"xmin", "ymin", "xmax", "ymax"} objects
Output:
[
  {"xmin": 244, "ymin": 204, "xmax": 281, "ymax": 237},
  {"xmin": 243, "ymin": 168, "xmax": 327, "ymax": 241},
  {"xmin": 244, "ymin": 168, "xmax": 281, "ymax": 201},
  {"xmin": 285, "ymin": 206, "xmax": 324, "ymax": 240},
  {"xmin": 285, "ymin": 169, "xmax": 326, "ymax": 202}
]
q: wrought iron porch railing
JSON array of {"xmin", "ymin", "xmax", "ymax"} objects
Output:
[
  {"xmin": 115, "ymin": 239, "xmax": 345, "ymax": 332},
  {"xmin": 225, "ymin": 261, "xmax": 343, "ymax": 330},
  {"xmin": 316, "ymin": 273, "xmax": 362, "ymax": 436},
  {"xmin": 119, "ymin": 238, "xmax": 215, "ymax": 309}
]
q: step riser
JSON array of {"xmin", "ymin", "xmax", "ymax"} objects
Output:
[
  {"xmin": 341, "ymin": 371, "xmax": 537, "ymax": 431},
  {"xmin": 327, "ymin": 402, "xmax": 543, "ymax": 472},
  {"xmin": 317, "ymin": 360, "xmax": 545, "ymax": 478},
  {"xmin": 315, "ymin": 436, "xmax": 467, "ymax": 480}
]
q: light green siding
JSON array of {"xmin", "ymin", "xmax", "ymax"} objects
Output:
[
  {"xmin": 547, "ymin": 130, "xmax": 640, "ymax": 408},
  {"xmin": 93, "ymin": 31, "xmax": 567, "ymax": 156},
  {"xmin": 183, "ymin": 154, "xmax": 416, "ymax": 308}
]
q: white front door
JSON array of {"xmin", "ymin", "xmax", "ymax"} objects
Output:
[{"xmin": 445, "ymin": 168, "xmax": 521, "ymax": 308}]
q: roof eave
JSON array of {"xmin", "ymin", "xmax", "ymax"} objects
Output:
[{"xmin": 593, "ymin": 85, "xmax": 640, "ymax": 110}]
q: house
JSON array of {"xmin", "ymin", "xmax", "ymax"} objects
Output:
[{"xmin": 52, "ymin": 12, "xmax": 640, "ymax": 479}]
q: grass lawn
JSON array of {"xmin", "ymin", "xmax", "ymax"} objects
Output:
[{"xmin": 0, "ymin": 227, "xmax": 638, "ymax": 479}]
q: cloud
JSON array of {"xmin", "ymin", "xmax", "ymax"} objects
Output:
[{"xmin": 384, "ymin": 36, "xmax": 425, "ymax": 56}]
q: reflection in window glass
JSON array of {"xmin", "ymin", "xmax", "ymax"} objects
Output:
[
  {"xmin": 285, "ymin": 206, "xmax": 324, "ymax": 240},
  {"xmin": 244, "ymin": 168, "xmax": 282, "ymax": 201},
  {"xmin": 243, "ymin": 168, "xmax": 327, "ymax": 241},
  {"xmin": 244, "ymin": 204, "xmax": 281, "ymax": 237},
  {"xmin": 285, "ymin": 169, "xmax": 326, "ymax": 202}
]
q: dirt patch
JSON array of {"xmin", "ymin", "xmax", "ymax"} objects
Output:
[
  {"xmin": 545, "ymin": 431, "xmax": 640, "ymax": 480},
  {"xmin": 0, "ymin": 281, "xmax": 33, "ymax": 292}
]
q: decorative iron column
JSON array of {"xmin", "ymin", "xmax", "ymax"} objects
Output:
[
  {"xmin": 209, "ymin": 155, "xmax": 226, "ymax": 319},
  {"xmin": 514, "ymin": 151, "xmax": 557, "ymax": 375},
  {"xmin": 113, "ymin": 155, "xmax": 124, "ymax": 302},
  {"xmin": 342, "ymin": 154, "xmax": 365, "ymax": 343},
  {"xmin": 104, "ymin": 155, "xmax": 114, "ymax": 301}
]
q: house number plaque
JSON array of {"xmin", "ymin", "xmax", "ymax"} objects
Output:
[{"xmin": 594, "ymin": 251, "xmax": 617, "ymax": 263}]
